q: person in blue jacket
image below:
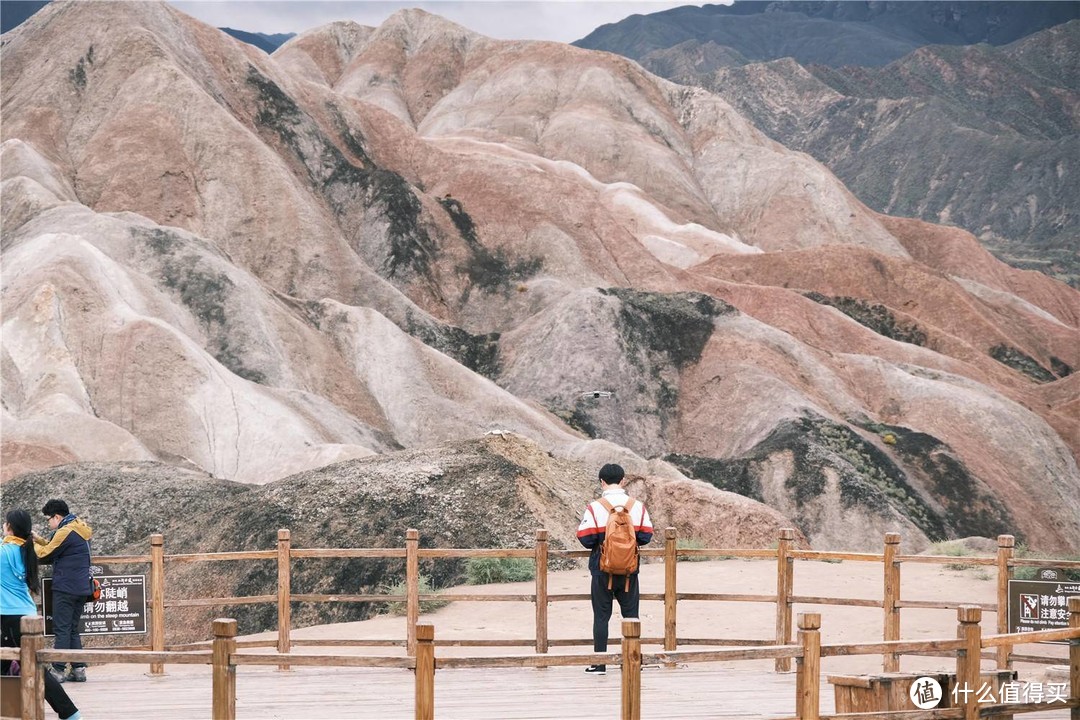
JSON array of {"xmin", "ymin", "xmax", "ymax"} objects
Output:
[
  {"xmin": 34, "ymin": 499, "xmax": 93, "ymax": 683},
  {"xmin": 2, "ymin": 509, "xmax": 81, "ymax": 720}
]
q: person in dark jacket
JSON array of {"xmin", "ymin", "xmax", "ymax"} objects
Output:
[{"xmin": 34, "ymin": 499, "xmax": 93, "ymax": 683}]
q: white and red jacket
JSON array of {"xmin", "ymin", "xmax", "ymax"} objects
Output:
[{"xmin": 576, "ymin": 489, "xmax": 653, "ymax": 577}]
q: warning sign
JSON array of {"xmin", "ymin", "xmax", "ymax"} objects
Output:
[
  {"xmin": 42, "ymin": 572, "xmax": 147, "ymax": 636},
  {"xmin": 1008, "ymin": 578, "xmax": 1079, "ymax": 641}
]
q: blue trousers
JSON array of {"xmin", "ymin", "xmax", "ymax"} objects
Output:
[
  {"xmin": 51, "ymin": 591, "xmax": 86, "ymax": 671},
  {"xmin": 590, "ymin": 573, "xmax": 640, "ymax": 652}
]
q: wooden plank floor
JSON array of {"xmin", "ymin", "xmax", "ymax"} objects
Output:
[
  {"xmin": 44, "ymin": 661, "xmax": 1076, "ymax": 719},
  {"xmin": 58, "ymin": 663, "xmax": 820, "ymax": 719}
]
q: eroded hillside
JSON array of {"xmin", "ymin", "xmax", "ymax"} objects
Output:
[{"xmin": 2, "ymin": 2, "xmax": 1078, "ymax": 554}]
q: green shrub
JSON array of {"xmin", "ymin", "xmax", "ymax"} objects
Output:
[
  {"xmin": 677, "ymin": 538, "xmax": 730, "ymax": 561},
  {"xmin": 464, "ymin": 557, "xmax": 536, "ymax": 585},
  {"xmin": 1012, "ymin": 544, "xmax": 1080, "ymax": 581},
  {"xmin": 930, "ymin": 541, "xmax": 976, "ymax": 571},
  {"xmin": 379, "ymin": 575, "xmax": 449, "ymax": 615}
]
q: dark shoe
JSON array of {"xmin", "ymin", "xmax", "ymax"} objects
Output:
[
  {"xmin": 585, "ymin": 664, "xmax": 606, "ymax": 675},
  {"xmin": 65, "ymin": 667, "xmax": 86, "ymax": 682},
  {"xmin": 48, "ymin": 668, "xmax": 66, "ymax": 683}
]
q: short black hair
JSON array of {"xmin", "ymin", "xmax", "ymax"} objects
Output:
[
  {"xmin": 598, "ymin": 463, "xmax": 624, "ymax": 484},
  {"xmin": 42, "ymin": 499, "xmax": 69, "ymax": 518}
]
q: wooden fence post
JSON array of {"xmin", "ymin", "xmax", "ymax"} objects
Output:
[
  {"xmin": 19, "ymin": 615, "xmax": 43, "ymax": 720},
  {"xmin": 621, "ymin": 619, "xmax": 642, "ymax": 720},
  {"xmin": 776, "ymin": 528, "xmax": 795, "ymax": 672},
  {"xmin": 995, "ymin": 535, "xmax": 1014, "ymax": 670},
  {"xmin": 664, "ymin": 527, "xmax": 677, "ymax": 652},
  {"xmin": 535, "ymin": 529, "xmax": 549, "ymax": 654},
  {"xmin": 211, "ymin": 618, "xmax": 237, "ymax": 720},
  {"xmin": 406, "ymin": 529, "xmax": 419, "ymax": 656},
  {"xmin": 955, "ymin": 605, "xmax": 982, "ymax": 720},
  {"xmin": 277, "ymin": 528, "xmax": 291, "ymax": 671},
  {"xmin": 796, "ymin": 612, "xmax": 821, "ymax": 720},
  {"xmin": 150, "ymin": 533, "xmax": 165, "ymax": 675},
  {"xmin": 1069, "ymin": 597, "xmax": 1079, "ymax": 720},
  {"xmin": 415, "ymin": 622, "xmax": 435, "ymax": 720},
  {"xmin": 883, "ymin": 532, "xmax": 901, "ymax": 672}
]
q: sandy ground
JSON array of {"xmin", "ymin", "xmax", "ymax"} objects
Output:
[{"xmin": 247, "ymin": 556, "xmax": 1069, "ymax": 676}]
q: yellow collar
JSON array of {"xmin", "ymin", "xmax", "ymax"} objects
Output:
[{"xmin": 2, "ymin": 536, "xmax": 26, "ymax": 546}]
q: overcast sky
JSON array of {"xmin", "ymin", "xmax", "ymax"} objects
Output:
[{"xmin": 169, "ymin": 1, "xmax": 712, "ymax": 43}]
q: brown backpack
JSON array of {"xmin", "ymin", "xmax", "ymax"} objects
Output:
[{"xmin": 598, "ymin": 498, "xmax": 639, "ymax": 590}]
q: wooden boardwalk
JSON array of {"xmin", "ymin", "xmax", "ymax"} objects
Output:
[
  {"xmin": 59, "ymin": 662, "xmax": 823, "ymax": 719},
  {"xmin": 42, "ymin": 661, "xmax": 1079, "ymax": 720}
]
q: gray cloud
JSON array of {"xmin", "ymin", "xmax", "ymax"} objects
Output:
[{"xmin": 168, "ymin": 1, "xmax": 710, "ymax": 43}]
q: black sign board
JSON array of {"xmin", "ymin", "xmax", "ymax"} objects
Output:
[
  {"xmin": 1008, "ymin": 578, "xmax": 1080, "ymax": 641},
  {"xmin": 42, "ymin": 573, "xmax": 147, "ymax": 636}
]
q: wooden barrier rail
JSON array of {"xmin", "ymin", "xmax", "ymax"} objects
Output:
[
  {"xmin": 80, "ymin": 529, "xmax": 1078, "ymax": 677},
  {"xmin": 10, "ymin": 597, "xmax": 1079, "ymax": 720}
]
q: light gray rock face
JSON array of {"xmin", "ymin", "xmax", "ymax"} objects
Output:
[{"xmin": 1, "ymin": 2, "xmax": 1078, "ymax": 553}]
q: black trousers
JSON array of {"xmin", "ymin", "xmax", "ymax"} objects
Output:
[
  {"xmin": 1, "ymin": 615, "xmax": 80, "ymax": 720},
  {"xmin": 50, "ymin": 590, "xmax": 86, "ymax": 670},
  {"xmin": 590, "ymin": 573, "xmax": 640, "ymax": 652}
]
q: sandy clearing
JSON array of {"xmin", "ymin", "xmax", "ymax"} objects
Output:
[{"xmin": 247, "ymin": 557, "xmax": 1070, "ymax": 676}]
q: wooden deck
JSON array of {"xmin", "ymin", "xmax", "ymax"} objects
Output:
[
  {"xmin": 58, "ymin": 662, "xmax": 820, "ymax": 719},
  {"xmin": 41, "ymin": 662, "xmax": 1078, "ymax": 720}
]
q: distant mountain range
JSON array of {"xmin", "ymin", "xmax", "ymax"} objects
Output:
[
  {"xmin": 576, "ymin": 2, "xmax": 1080, "ymax": 286},
  {"xmin": 218, "ymin": 27, "xmax": 295, "ymax": 53},
  {"xmin": 0, "ymin": 0, "xmax": 48, "ymax": 33},
  {"xmin": 576, "ymin": 0, "xmax": 1080, "ymax": 67}
]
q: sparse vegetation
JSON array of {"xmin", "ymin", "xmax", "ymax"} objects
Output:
[
  {"xmin": 464, "ymin": 557, "xmax": 536, "ymax": 584},
  {"xmin": 440, "ymin": 197, "xmax": 542, "ymax": 297},
  {"xmin": 1049, "ymin": 357, "xmax": 1073, "ymax": 378},
  {"xmin": 602, "ymin": 288, "xmax": 734, "ymax": 369},
  {"xmin": 131, "ymin": 227, "xmax": 267, "ymax": 384},
  {"xmin": 849, "ymin": 419, "xmax": 1014, "ymax": 541},
  {"xmin": 663, "ymin": 453, "xmax": 764, "ymax": 501},
  {"xmin": 402, "ymin": 315, "xmax": 501, "ymax": 379},
  {"xmin": 812, "ymin": 419, "xmax": 943, "ymax": 538},
  {"xmin": 804, "ymin": 293, "xmax": 927, "ymax": 346},
  {"xmin": 69, "ymin": 47, "xmax": 93, "ymax": 90},
  {"xmin": 989, "ymin": 344, "xmax": 1057, "ymax": 383},
  {"xmin": 677, "ymin": 538, "xmax": 727, "ymax": 561},
  {"xmin": 554, "ymin": 405, "xmax": 600, "ymax": 439},
  {"xmin": 930, "ymin": 540, "xmax": 978, "ymax": 571},
  {"xmin": 246, "ymin": 66, "xmax": 438, "ymax": 282},
  {"xmin": 379, "ymin": 575, "xmax": 449, "ymax": 615},
  {"xmin": 1012, "ymin": 544, "xmax": 1080, "ymax": 581}
]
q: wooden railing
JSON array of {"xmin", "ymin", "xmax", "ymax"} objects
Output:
[
  {"xmin": 6, "ymin": 598, "xmax": 1079, "ymax": 720},
  {"xmin": 80, "ymin": 528, "xmax": 1080, "ymax": 676}
]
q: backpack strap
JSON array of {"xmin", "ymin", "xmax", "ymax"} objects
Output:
[
  {"xmin": 598, "ymin": 498, "xmax": 616, "ymax": 590},
  {"xmin": 600, "ymin": 497, "xmax": 635, "ymax": 513}
]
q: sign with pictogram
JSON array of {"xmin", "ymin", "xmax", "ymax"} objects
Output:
[
  {"xmin": 42, "ymin": 570, "xmax": 147, "ymax": 636},
  {"xmin": 1008, "ymin": 578, "xmax": 1079, "ymax": 642}
]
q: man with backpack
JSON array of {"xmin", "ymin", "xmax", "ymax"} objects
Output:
[{"xmin": 576, "ymin": 463, "xmax": 653, "ymax": 675}]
